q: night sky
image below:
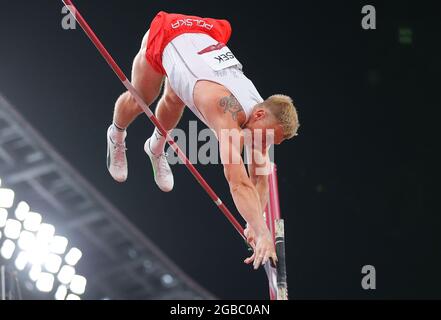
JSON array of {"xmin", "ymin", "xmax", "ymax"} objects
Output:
[{"xmin": 0, "ymin": 0, "xmax": 440, "ymax": 299}]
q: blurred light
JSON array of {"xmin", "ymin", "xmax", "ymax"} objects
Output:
[
  {"xmin": 36, "ymin": 223, "xmax": 55, "ymax": 243},
  {"xmin": 161, "ymin": 274, "xmax": 175, "ymax": 287},
  {"xmin": 0, "ymin": 188, "xmax": 15, "ymax": 208},
  {"xmin": 28, "ymin": 243, "xmax": 50, "ymax": 266},
  {"xmin": 0, "ymin": 230, "xmax": 2, "ymax": 240},
  {"xmin": 44, "ymin": 253, "xmax": 62, "ymax": 274},
  {"xmin": 18, "ymin": 231, "xmax": 36, "ymax": 251},
  {"xmin": 399, "ymin": 27, "xmax": 413, "ymax": 45},
  {"xmin": 70, "ymin": 275, "xmax": 87, "ymax": 295},
  {"xmin": 1, "ymin": 239, "xmax": 16, "ymax": 260},
  {"xmin": 4, "ymin": 219, "xmax": 22, "ymax": 239},
  {"xmin": 65, "ymin": 248, "xmax": 82, "ymax": 266},
  {"xmin": 55, "ymin": 285, "xmax": 68, "ymax": 300},
  {"xmin": 23, "ymin": 212, "xmax": 42, "ymax": 232},
  {"xmin": 15, "ymin": 201, "xmax": 30, "ymax": 221},
  {"xmin": 49, "ymin": 236, "xmax": 68, "ymax": 255},
  {"xmin": 0, "ymin": 208, "xmax": 8, "ymax": 227},
  {"xmin": 66, "ymin": 294, "xmax": 81, "ymax": 300},
  {"xmin": 36, "ymin": 273, "xmax": 55, "ymax": 293},
  {"xmin": 58, "ymin": 265, "xmax": 75, "ymax": 284},
  {"xmin": 15, "ymin": 251, "xmax": 29, "ymax": 271},
  {"xmin": 29, "ymin": 265, "xmax": 42, "ymax": 282}
]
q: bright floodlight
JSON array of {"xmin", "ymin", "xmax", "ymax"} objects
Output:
[
  {"xmin": 1, "ymin": 239, "xmax": 16, "ymax": 260},
  {"xmin": 28, "ymin": 242, "xmax": 50, "ymax": 266},
  {"xmin": 18, "ymin": 231, "xmax": 36, "ymax": 251},
  {"xmin": 36, "ymin": 273, "xmax": 55, "ymax": 293},
  {"xmin": 44, "ymin": 253, "xmax": 62, "ymax": 274},
  {"xmin": 15, "ymin": 251, "xmax": 29, "ymax": 271},
  {"xmin": 58, "ymin": 265, "xmax": 75, "ymax": 284},
  {"xmin": 23, "ymin": 212, "xmax": 42, "ymax": 232},
  {"xmin": 4, "ymin": 219, "xmax": 22, "ymax": 240},
  {"xmin": 49, "ymin": 236, "xmax": 68, "ymax": 255},
  {"xmin": 29, "ymin": 265, "xmax": 42, "ymax": 282},
  {"xmin": 161, "ymin": 274, "xmax": 174, "ymax": 286},
  {"xmin": 36, "ymin": 223, "xmax": 55, "ymax": 243},
  {"xmin": 55, "ymin": 285, "xmax": 68, "ymax": 300},
  {"xmin": 66, "ymin": 294, "xmax": 81, "ymax": 300},
  {"xmin": 70, "ymin": 275, "xmax": 87, "ymax": 295},
  {"xmin": 0, "ymin": 208, "xmax": 8, "ymax": 227},
  {"xmin": 0, "ymin": 188, "xmax": 15, "ymax": 208},
  {"xmin": 15, "ymin": 201, "xmax": 30, "ymax": 221},
  {"xmin": 65, "ymin": 248, "xmax": 82, "ymax": 266}
]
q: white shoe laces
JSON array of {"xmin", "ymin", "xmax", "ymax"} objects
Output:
[
  {"xmin": 155, "ymin": 153, "xmax": 171, "ymax": 177},
  {"xmin": 111, "ymin": 138, "xmax": 127, "ymax": 168}
]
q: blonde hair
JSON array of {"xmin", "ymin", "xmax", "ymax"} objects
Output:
[{"xmin": 263, "ymin": 94, "xmax": 299, "ymax": 139}]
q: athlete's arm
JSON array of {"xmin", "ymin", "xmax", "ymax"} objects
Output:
[
  {"xmin": 246, "ymin": 146, "xmax": 270, "ymax": 210},
  {"xmin": 216, "ymin": 122, "xmax": 276, "ymax": 269},
  {"xmin": 243, "ymin": 146, "xmax": 271, "ymax": 248}
]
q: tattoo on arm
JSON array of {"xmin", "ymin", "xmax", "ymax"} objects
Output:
[{"xmin": 219, "ymin": 94, "xmax": 244, "ymax": 121}]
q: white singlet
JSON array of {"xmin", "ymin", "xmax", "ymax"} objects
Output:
[{"xmin": 162, "ymin": 33, "xmax": 264, "ymax": 126}]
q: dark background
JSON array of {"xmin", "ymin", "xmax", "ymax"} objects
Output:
[{"xmin": 0, "ymin": 0, "xmax": 440, "ymax": 299}]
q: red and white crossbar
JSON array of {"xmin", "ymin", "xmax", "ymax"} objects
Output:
[
  {"xmin": 61, "ymin": 0, "xmax": 245, "ymax": 240},
  {"xmin": 265, "ymin": 164, "xmax": 288, "ymax": 300}
]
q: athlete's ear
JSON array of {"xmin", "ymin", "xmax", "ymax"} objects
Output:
[{"xmin": 253, "ymin": 109, "xmax": 266, "ymax": 121}]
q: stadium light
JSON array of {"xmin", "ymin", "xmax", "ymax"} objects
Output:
[
  {"xmin": 0, "ymin": 180, "xmax": 87, "ymax": 299},
  {"xmin": 44, "ymin": 253, "xmax": 62, "ymax": 274},
  {"xmin": 0, "ymin": 188, "xmax": 15, "ymax": 208},
  {"xmin": 15, "ymin": 201, "xmax": 30, "ymax": 221},
  {"xmin": 17, "ymin": 231, "xmax": 35, "ymax": 251},
  {"xmin": 23, "ymin": 212, "xmax": 42, "ymax": 232},
  {"xmin": 70, "ymin": 275, "xmax": 87, "ymax": 295},
  {"xmin": 58, "ymin": 265, "xmax": 75, "ymax": 285},
  {"xmin": 36, "ymin": 273, "xmax": 55, "ymax": 293},
  {"xmin": 65, "ymin": 248, "xmax": 82, "ymax": 266},
  {"xmin": 4, "ymin": 219, "xmax": 22, "ymax": 240},
  {"xmin": 29, "ymin": 265, "xmax": 42, "ymax": 282},
  {"xmin": 14, "ymin": 251, "xmax": 29, "ymax": 271},
  {"xmin": 36, "ymin": 223, "xmax": 55, "ymax": 243},
  {"xmin": 66, "ymin": 294, "xmax": 81, "ymax": 300},
  {"xmin": 1, "ymin": 239, "xmax": 16, "ymax": 260},
  {"xmin": 28, "ymin": 242, "xmax": 50, "ymax": 266},
  {"xmin": 0, "ymin": 208, "xmax": 8, "ymax": 228},
  {"xmin": 49, "ymin": 236, "xmax": 68, "ymax": 255},
  {"xmin": 55, "ymin": 285, "xmax": 68, "ymax": 300}
]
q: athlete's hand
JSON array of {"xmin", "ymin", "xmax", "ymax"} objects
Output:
[
  {"xmin": 244, "ymin": 231, "xmax": 277, "ymax": 270},
  {"xmin": 244, "ymin": 224, "xmax": 256, "ymax": 249}
]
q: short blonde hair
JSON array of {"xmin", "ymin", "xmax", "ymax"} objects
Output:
[{"xmin": 263, "ymin": 94, "xmax": 299, "ymax": 139}]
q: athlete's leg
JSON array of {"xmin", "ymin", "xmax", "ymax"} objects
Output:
[
  {"xmin": 113, "ymin": 30, "xmax": 164, "ymax": 130},
  {"xmin": 145, "ymin": 80, "xmax": 186, "ymax": 192},
  {"xmin": 148, "ymin": 80, "xmax": 186, "ymax": 155},
  {"xmin": 107, "ymin": 30, "xmax": 164, "ymax": 183}
]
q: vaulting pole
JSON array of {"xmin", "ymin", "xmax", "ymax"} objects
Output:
[{"xmin": 266, "ymin": 164, "xmax": 288, "ymax": 300}]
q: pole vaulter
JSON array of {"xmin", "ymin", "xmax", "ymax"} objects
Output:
[{"xmin": 60, "ymin": 0, "xmax": 292, "ymax": 299}]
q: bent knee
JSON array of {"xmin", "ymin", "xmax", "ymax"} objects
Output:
[
  {"xmin": 163, "ymin": 91, "xmax": 184, "ymax": 108},
  {"xmin": 117, "ymin": 91, "xmax": 143, "ymax": 114}
]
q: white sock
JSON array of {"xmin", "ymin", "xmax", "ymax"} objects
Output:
[
  {"xmin": 110, "ymin": 123, "xmax": 127, "ymax": 143},
  {"xmin": 148, "ymin": 128, "xmax": 168, "ymax": 155}
]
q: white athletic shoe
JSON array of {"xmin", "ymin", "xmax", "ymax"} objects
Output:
[
  {"xmin": 106, "ymin": 126, "xmax": 128, "ymax": 183},
  {"xmin": 144, "ymin": 138, "xmax": 174, "ymax": 192}
]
